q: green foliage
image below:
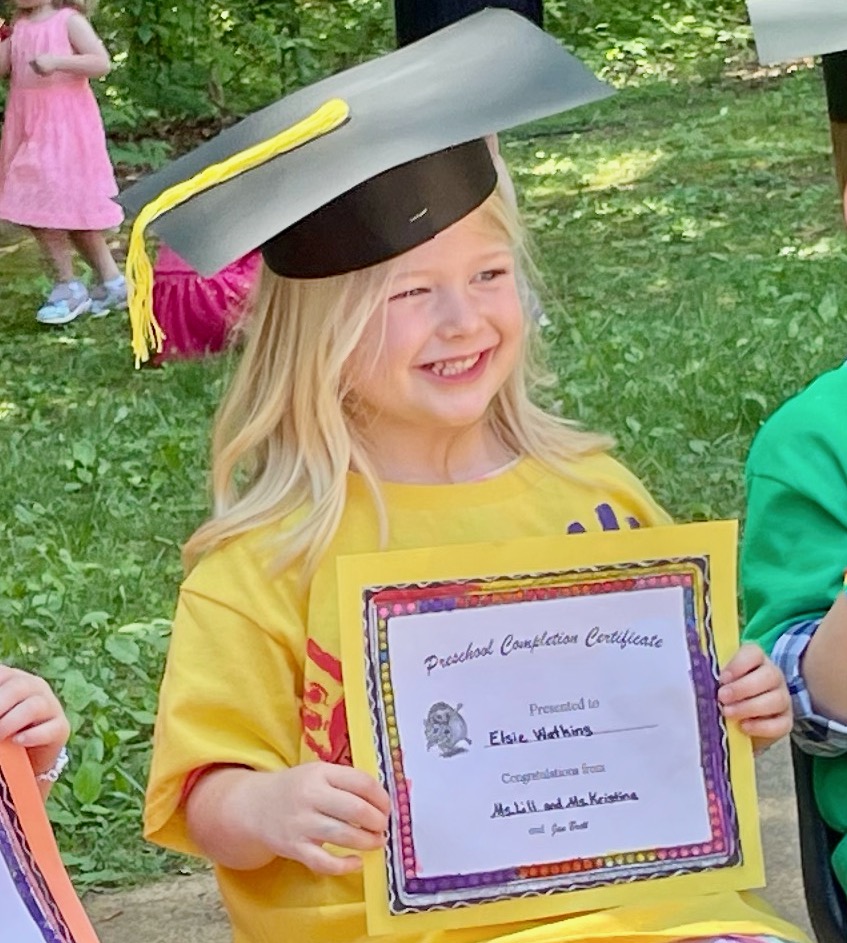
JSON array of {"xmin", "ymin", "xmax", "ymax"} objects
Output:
[
  {"xmin": 545, "ymin": 0, "xmax": 753, "ymax": 82},
  {"xmin": 85, "ymin": 0, "xmax": 757, "ymax": 125},
  {"xmin": 504, "ymin": 70, "xmax": 842, "ymax": 520},
  {"xmin": 0, "ymin": 0, "xmax": 759, "ymax": 123},
  {"xmin": 108, "ymin": 137, "xmax": 172, "ymax": 170},
  {"xmin": 94, "ymin": 0, "xmax": 394, "ymax": 121}
]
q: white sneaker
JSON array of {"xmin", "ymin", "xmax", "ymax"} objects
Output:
[
  {"xmin": 90, "ymin": 276, "xmax": 128, "ymax": 317},
  {"xmin": 36, "ymin": 281, "xmax": 92, "ymax": 325}
]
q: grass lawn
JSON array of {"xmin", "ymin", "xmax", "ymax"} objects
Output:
[{"xmin": 1, "ymin": 64, "xmax": 845, "ymax": 886}]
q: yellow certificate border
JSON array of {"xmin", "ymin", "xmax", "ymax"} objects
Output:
[{"xmin": 338, "ymin": 520, "xmax": 763, "ymax": 935}]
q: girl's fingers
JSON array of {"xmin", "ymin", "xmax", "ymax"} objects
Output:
[
  {"xmin": 721, "ymin": 687, "xmax": 789, "ymax": 722},
  {"xmin": 326, "ymin": 765, "xmax": 391, "ymax": 815},
  {"xmin": 0, "ymin": 668, "xmax": 55, "ymax": 710},
  {"xmin": 719, "ymin": 643, "xmax": 764, "ymax": 684},
  {"xmin": 309, "ymin": 814, "xmax": 387, "ymax": 852},
  {"xmin": 718, "ymin": 662, "xmax": 783, "ymax": 706},
  {"xmin": 0, "ymin": 668, "xmax": 67, "ymax": 745},
  {"xmin": 741, "ymin": 714, "xmax": 792, "ymax": 742},
  {"xmin": 12, "ymin": 715, "xmax": 69, "ymax": 749},
  {"xmin": 0, "ymin": 668, "xmax": 32, "ymax": 715},
  {"xmin": 318, "ymin": 787, "xmax": 390, "ymax": 835},
  {"xmin": 0, "ymin": 698, "xmax": 58, "ymax": 743},
  {"xmin": 297, "ymin": 844, "xmax": 363, "ymax": 876}
]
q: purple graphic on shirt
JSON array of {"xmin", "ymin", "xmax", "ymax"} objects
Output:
[{"xmin": 567, "ymin": 503, "xmax": 642, "ymax": 534}]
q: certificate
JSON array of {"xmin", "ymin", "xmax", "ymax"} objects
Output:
[
  {"xmin": 338, "ymin": 521, "xmax": 764, "ymax": 935},
  {"xmin": 0, "ymin": 742, "xmax": 100, "ymax": 943}
]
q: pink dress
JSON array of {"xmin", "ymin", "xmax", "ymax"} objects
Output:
[
  {"xmin": 151, "ymin": 246, "xmax": 262, "ymax": 363},
  {"xmin": 0, "ymin": 7, "xmax": 122, "ymax": 230}
]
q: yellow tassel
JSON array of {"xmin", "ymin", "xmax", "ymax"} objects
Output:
[{"xmin": 126, "ymin": 98, "xmax": 351, "ymax": 367}]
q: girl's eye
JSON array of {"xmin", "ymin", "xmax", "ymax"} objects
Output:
[
  {"xmin": 475, "ymin": 268, "xmax": 508, "ymax": 283},
  {"xmin": 389, "ymin": 286, "xmax": 429, "ymax": 302}
]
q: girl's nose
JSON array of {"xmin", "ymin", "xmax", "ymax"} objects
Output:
[{"xmin": 438, "ymin": 287, "xmax": 483, "ymax": 336}]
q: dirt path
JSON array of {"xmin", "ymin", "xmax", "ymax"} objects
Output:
[
  {"xmin": 83, "ymin": 739, "xmax": 814, "ymax": 943},
  {"xmin": 85, "ymin": 872, "xmax": 229, "ymax": 943}
]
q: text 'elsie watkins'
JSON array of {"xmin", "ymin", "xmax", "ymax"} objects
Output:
[{"xmin": 489, "ymin": 723, "xmax": 593, "ymax": 747}]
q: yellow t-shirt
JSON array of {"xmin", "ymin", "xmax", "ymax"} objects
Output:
[{"xmin": 145, "ymin": 454, "xmax": 804, "ymax": 943}]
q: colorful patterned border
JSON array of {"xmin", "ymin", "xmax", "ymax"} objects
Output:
[
  {"xmin": 360, "ymin": 555, "xmax": 741, "ymax": 916},
  {"xmin": 0, "ymin": 766, "xmax": 74, "ymax": 942}
]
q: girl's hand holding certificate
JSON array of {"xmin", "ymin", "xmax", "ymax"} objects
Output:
[
  {"xmin": 718, "ymin": 642, "xmax": 792, "ymax": 753},
  {"xmin": 187, "ymin": 761, "xmax": 390, "ymax": 875}
]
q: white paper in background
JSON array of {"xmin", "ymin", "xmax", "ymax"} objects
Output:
[
  {"xmin": 747, "ymin": 0, "xmax": 847, "ymax": 64},
  {"xmin": 388, "ymin": 585, "xmax": 712, "ymax": 877}
]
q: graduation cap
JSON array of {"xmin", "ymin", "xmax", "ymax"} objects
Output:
[
  {"xmin": 746, "ymin": 0, "xmax": 847, "ymax": 65},
  {"xmin": 123, "ymin": 8, "xmax": 613, "ymax": 364}
]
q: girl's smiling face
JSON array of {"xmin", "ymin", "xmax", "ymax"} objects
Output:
[{"xmin": 347, "ymin": 202, "xmax": 524, "ymax": 461}]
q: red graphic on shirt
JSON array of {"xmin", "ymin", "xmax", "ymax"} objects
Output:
[{"xmin": 302, "ymin": 639, "xmax": 352, "ymax": 766}]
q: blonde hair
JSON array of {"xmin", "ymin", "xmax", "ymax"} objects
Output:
[
  {"xmin": 183, "ymin": 187, "xmax": 612, "ymax": 576},
  {"xmin": 52, "ymin": 0, "xmax": 92, "ymax": 13}
]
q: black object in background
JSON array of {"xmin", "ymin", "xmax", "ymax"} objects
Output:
[
  {"xmin": 823, "ymin": 51, "xmax": 847, "ymax": 202},
  {"xmin": 395, "ymin": 0, "xmax": 543, "ymax": 46},
  {"xmin": 789, "ymin": 742, "xmax": 847, "ymax": 943}
]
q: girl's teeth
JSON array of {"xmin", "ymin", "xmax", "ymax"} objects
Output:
[{"xmin": 430, "ymin": 354, "xmax": 480, "ymax": 377}]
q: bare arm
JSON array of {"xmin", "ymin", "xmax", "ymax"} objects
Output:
[
  {"xmin": 187, "ymin": 767, "xmax": 279, "ymax": 871},
  {"xmin": 0, "ymin": 36, "xmax": 10, "ymax": 80},
  {"xmin": 186, "ymin": 761, "xmax": 390, "ymax": 874},
  {"xmin": 31, "ymin": 13, "xmax": 110, "ymax": 79},
  {"xmin": 800, "ymin": 592, "xmax": 847, "ymax": 725}
]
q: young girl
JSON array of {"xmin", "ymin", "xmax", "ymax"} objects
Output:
[
  {"xmin": 0, "ymin": 0, "xmax": 125, "ymax": 325},
  {"xmin": 134, "ymin": 12, "xmax": 806, "ymax": 943}
]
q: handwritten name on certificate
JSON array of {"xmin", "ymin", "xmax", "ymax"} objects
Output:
[{"xmin": 338, "ymin": 522, "xmax": 764, "ymax": 935}]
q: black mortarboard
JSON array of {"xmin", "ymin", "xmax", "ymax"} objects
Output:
[{"xmin": 123, "ymin": 9, "xmax": 612, "ymax": 363}]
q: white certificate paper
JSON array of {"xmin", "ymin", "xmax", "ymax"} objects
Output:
[
  {"xmin": 392, "ymin": 585, "xmax": 710, "ymax": 877},
  {"xmin": 339, "ymin": 523, "xmax": 763, "ymax": 934}
]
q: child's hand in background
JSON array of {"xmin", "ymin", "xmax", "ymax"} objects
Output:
[
  {"xmin": 0, "ymin": 665, "xmax": 69, "ymax": 781},
  {"xmin": 30, "ymin": 54, "xmax": 59, "ymax": 77},
  {"xmin": 718, "ymin": 643, "xmax": 792, "ymax": 754}
]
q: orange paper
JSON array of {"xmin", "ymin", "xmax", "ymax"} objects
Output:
[{"xmin": 0, "ymin": 741, "xmax": 100, "ymax": 942}]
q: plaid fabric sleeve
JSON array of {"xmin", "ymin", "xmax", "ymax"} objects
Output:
[{"xmin": 772, "ymin": 618, "xmax": 847, "ymax": 756}]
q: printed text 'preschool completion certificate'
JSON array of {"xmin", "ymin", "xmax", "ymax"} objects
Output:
[{"xmin": 338, "ymin": 521, "xmax": 764, "ymax": 935}]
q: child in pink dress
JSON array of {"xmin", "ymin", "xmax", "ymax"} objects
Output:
[{"xmin": 0, "ymin": 0, "xmax": 125, "ymax": 324}]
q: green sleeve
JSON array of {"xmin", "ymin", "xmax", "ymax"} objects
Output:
[{"xmin": 741, "ymin": 371, "xmax": 847, "ymax": 654}]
